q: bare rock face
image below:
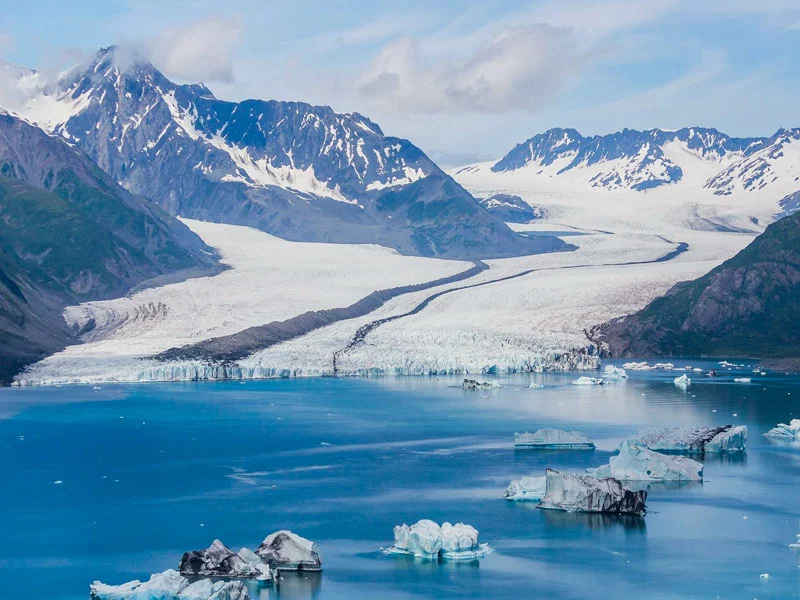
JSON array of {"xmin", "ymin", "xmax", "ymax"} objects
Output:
[
  {"xmin": 256, "ymin": 530, "xmax": 322, "ymax": 571},
  {"xmin": 538, "ymin": 469, "xmax": 647, "ymax": 516},
  {"xmin": 590, "ymin": 210, "xmax": 800, "ymax": 360}
]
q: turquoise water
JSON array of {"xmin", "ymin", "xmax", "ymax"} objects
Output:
[{"xmin": 1, "ymin": 361, "xmax": 799, "ymax": 599}]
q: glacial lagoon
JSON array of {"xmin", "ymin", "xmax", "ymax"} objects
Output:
[{"xmin": 1, "ymin": 360, "xmax": 799, "ymax": 599}]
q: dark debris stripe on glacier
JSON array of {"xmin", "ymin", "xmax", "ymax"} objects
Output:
[
  {"xmin": 332, "ymin": 238, "xmax": 690, "ymax": 366},
  {"xmin": 152, "ymin": 261, "xmax": 490, "ymax": 364}
]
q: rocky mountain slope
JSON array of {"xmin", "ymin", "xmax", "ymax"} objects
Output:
[
  {"xmin": 454, "ymin": 126, "xmax": 800, "ymax": 202},
  {"xmin": 590, "ymin": 210, "xmax": 800, "ymax": 359},
  {"xmin": 0, "ymin": 110, "xmax": 218, "ymax": 382},
  {"xmin": 14, "ymin": 47, "xmax": 560, "ymax": 259}
]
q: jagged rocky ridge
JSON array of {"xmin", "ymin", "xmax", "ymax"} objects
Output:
[
  {"xmin": 590, "ymin": 210, "xmax": 800, "ymax": 360},
  {"xmin": 0, "ymin": 110, "xmax": 217, "ymax": 383},
  {"xmin": 482, "ymin": 126, "xmax": 800, "ymax": 195},
  {"xmin": 15, "ymin": 47, "xmax": 564, "ymax": 259}
]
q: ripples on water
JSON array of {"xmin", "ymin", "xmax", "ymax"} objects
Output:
[{"xmin": 0, "ymin": 360, "xmax": 798, "ymax": 599}]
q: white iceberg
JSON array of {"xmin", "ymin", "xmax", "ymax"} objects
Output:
[
  {"xmin": 586, "ymin": 441, "xmax": 703, "ymax": 481},
  {"xmin": 623, "ymin": 362, "xmax": 653, "ymax": 370},
  {"xmin": 514, "ymin": 428, "xmax": 595, "ymax": 449},
  {"xmin": 764, "ymin": 419, "xmax": 800, "ymax": 441},
  {"xmin": 256, "ymin": 530, "xmax": 322, "ymax": 571},
  {"xmin": 504, "ymin": 476, "xmax": 547, "ymax": 501},
  {"xmin": 654, "ymin": 362, "xmax": 675, "ymax": 370},
  {"xmin": 602, "ymin": 365, "xmax": 627, "ymax": 380},
  {"xmin": 673, "ymin": 374, "xmax": 691, "ymax": 389},
  {"xmin": 630, "ymin": 425, "xmax": 747, "ymax": 453},
  {"xmin": 733, "ymin": 377, "xmax": 751, "ymax": 383},
  {"xmin": 572, "ymin": 376, "xmax": 603, "ymax": 385},
  {"xmin": 90, "ymin": 570, "xmax": 249, "ymax": 600},
  {"xmin": 386, "ymin": 519, "xmax": 491, "ymax": 560},
  {"xmin": 538, "ymin": 469, "xmax": 647, "ymax": 515}
]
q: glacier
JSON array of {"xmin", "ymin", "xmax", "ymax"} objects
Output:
[
  {"xmin": 764, "ymin": 419, "xmax": 800, "ymax": 441},
  {"xmin": 504, "ymin": 476, "xmax": 547, "ymax": 501},
  {"xmin": 514, "ymin": 428, "xmax": 595, "ymax": 449},
  {"xmin": 386, "ymin": 520, "xmax": 491, "ymax": 560},
  {"xmin": 538, "ymin": 469, "xmax": 647, "ymax": 515},
  {"xmin": 90, "ymin": 570, "xmax": 249, "ymax": 600},
  {"xmin": 586, "ymin": 441, "xmax": 703, "ymax": 481},
  {"xmin": 630, "ymin": 425, "xmax": 747, "ymax": 453}
]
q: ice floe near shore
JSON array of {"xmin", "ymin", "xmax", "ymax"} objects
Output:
[
  {"xmin": 90, "ymin": 570, "xmax": 249, "ymax": 600},
  {"xmin": 538, "ymin": 469, "xmax": 647, "ymax": 515},
  {"xmin": 386, "ymin": 520, "xmax": 491, "ymax": 560},
  {"xmin": 764, "ymin": 419, "xmax": 800, "ymax": 440},
  {"xmin": 630, "ymin": 425, "xmax": 747, "ymax": 453},
  {"xmin": 514, "ymin": 428, "xmax": 595, "ymax": 449},
  {"xmin": 504, "ymin": 476, "xmax": 547, "ymax": 501},
  {"xmin": 587, "ymin": 441, "xmax": 703, "ymax": 481}
]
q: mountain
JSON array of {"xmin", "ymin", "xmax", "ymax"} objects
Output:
[
  {"xmin": 14, "ymin": 47, "xmax": 562, "ymax": 259},
  {"xmin": 590, "ymin": 210, "xmax": 800, "ymax": 360},
  {"xmin": 476, "ymin": 194, "xmax": 543, "ymax": 223},
  {"xmin": 0, "ymin": 110, "xmax": 218, "ymax": 383},
  {"xmin": 455, "ymin": 126, "xmax": 800, "ymax": 200}
]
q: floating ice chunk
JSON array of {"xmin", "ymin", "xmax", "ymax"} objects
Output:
[
  {"xmin": 504, "ymin": 476, "xmax": 547, "ymax": 501},
  {"xmin": 538, "ymin": 469, "xmax": 647, "ymax": 515},
  {"xmin": 386, "ymin": 519, "xmax": 491, "ymax": 560},
  {"xmin": 573, "ymin": 376, "xmax": 603, "ymax": 385},
  {"xmin": 673, "ymin": 374, "xmax": 691, "ymax": 389},
  {"xmin": 462, "ymin": 378, "xmax": 500, "ymax": 390},
  {"xmin": 180, "ymin": 539, "xmax": 267, "ymax": 579},
  {"xmin": 237, "ymin": 548, "xmax": 273, "ymax": 581},
  {"xmin": 764, "ymin": 419, "xmax": 800, "ymax": 441},
  {"xmin": 586, "ymin": 441, "xmax": 703, "ymax": 481},
  {"xmin": 622, "ymin": 362, "xmax": 653, "ymax": 370},
  {"xmin": 630, "ymin": 425, "xmax": 747, "ymax": 453},
  {"xmin": 256, "ymin": 530, "xmax": 322, "ymax": 571},
  {"xmin": 760, "ymin": 573, "xmax": 770, "ymax": 579},
  {"xmin": 734, "ymin": 377, "xmax": 752, "ymax": 383},
  {"xmin": 603, "ymin": 365, "xmax": 627, "ymax": 380},
  {"xmin": 789, "ymin": 527, "xmax": 800, "ymax": 549},
  {"xmin": 529, "ymin": 383, "xmax": 544, "ymax": 389},
  {"xmin": 514, "ymin": 428, "xmax": 595, "ymax": 449},
  {"xmin": 89, "ymin": 570, "xmax": 249, "ymax": 600},
  {"xmin": 654, "ymin": 363, "xmax": 675, "ymax": 370}
]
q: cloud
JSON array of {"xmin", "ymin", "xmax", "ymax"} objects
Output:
[
  {"xmin": 356, "ymin": 24, "xmax": 585, "ymax": 115},
  {"xmin": 146, "ymin": 16, "xmax": 242, "ymax": 82}
]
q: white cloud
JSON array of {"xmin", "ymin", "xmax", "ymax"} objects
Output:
[
  {"xmin": 146, "ymin": 16, "xmax": 242, "ymax": 82},
  {"xmin": 356, "ymin": 24, "xmax": 585, "ymax": 114}
]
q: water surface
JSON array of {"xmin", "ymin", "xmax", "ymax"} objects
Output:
[{"xmin": 1, "ymin": 361, "xmax": 799, "ymax": 599}]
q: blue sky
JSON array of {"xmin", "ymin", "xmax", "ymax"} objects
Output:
[{"xmin": 2, "ymin": 0, "xmax": 799, "ymax": 164}]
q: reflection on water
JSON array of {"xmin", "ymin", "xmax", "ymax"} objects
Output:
[
  {"xmin": 246, "ymin": 571, "xmax": 322, "ymax": 600},
  {"xmin": 540, "ymin": 509, "xmax": 647, "ymax": 535}
]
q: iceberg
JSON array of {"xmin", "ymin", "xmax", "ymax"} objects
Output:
[
  {"xmin": 764, "ymin": 419, "xmax": 800, "ymax": 440},
  {"xmin": 90, "ymin": 570, "xmax": 249, "ymax": 600},
  {"xmin": 603, "ymin": 365, "xmax": 627, "ymax": 380},
  {"xmin": 573, "ymin": 376, "xmax": 603, "ymax": 385},
  {"xmin": 256, "ymin": 530, "xmax": 322, "ymax": 571},
  {"xmin": 504, "ymin": 476, "xmax": 547, "ymax": 501},
  {"xmin": 179, "ymin": 539, "xmax": 270, "ymax": 581},
  {"xmin": 462, "ymin": 378, "xmax": 500, "ymax": 390},
  {"xmin": 514, "ymin": 428, "xmax": 595, "ymax": 449},
  {"xmin": 733, "ymin": 377, "xmax": 751, "ymax": 383},
  {"xmin": 630, "ymin": 425, "xmax": 747, "ymax": 453},
  {"xmin": 385, "ymin": 519, "xmax": 491, "ymax": 560},
  {"xmin": 538, "ymin": 469, "xmax": 647, "ymax": 516},
  {"xmin": 586, "ymin": 441, "xmax": 703, "ymax": 481},
  {"xmin": 623, "ymin": 361, "xmax": 653, "ymax": 370},
  {"xmin": 673, "ymin": 374, "xmax": 691, "ymax": 389}
]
